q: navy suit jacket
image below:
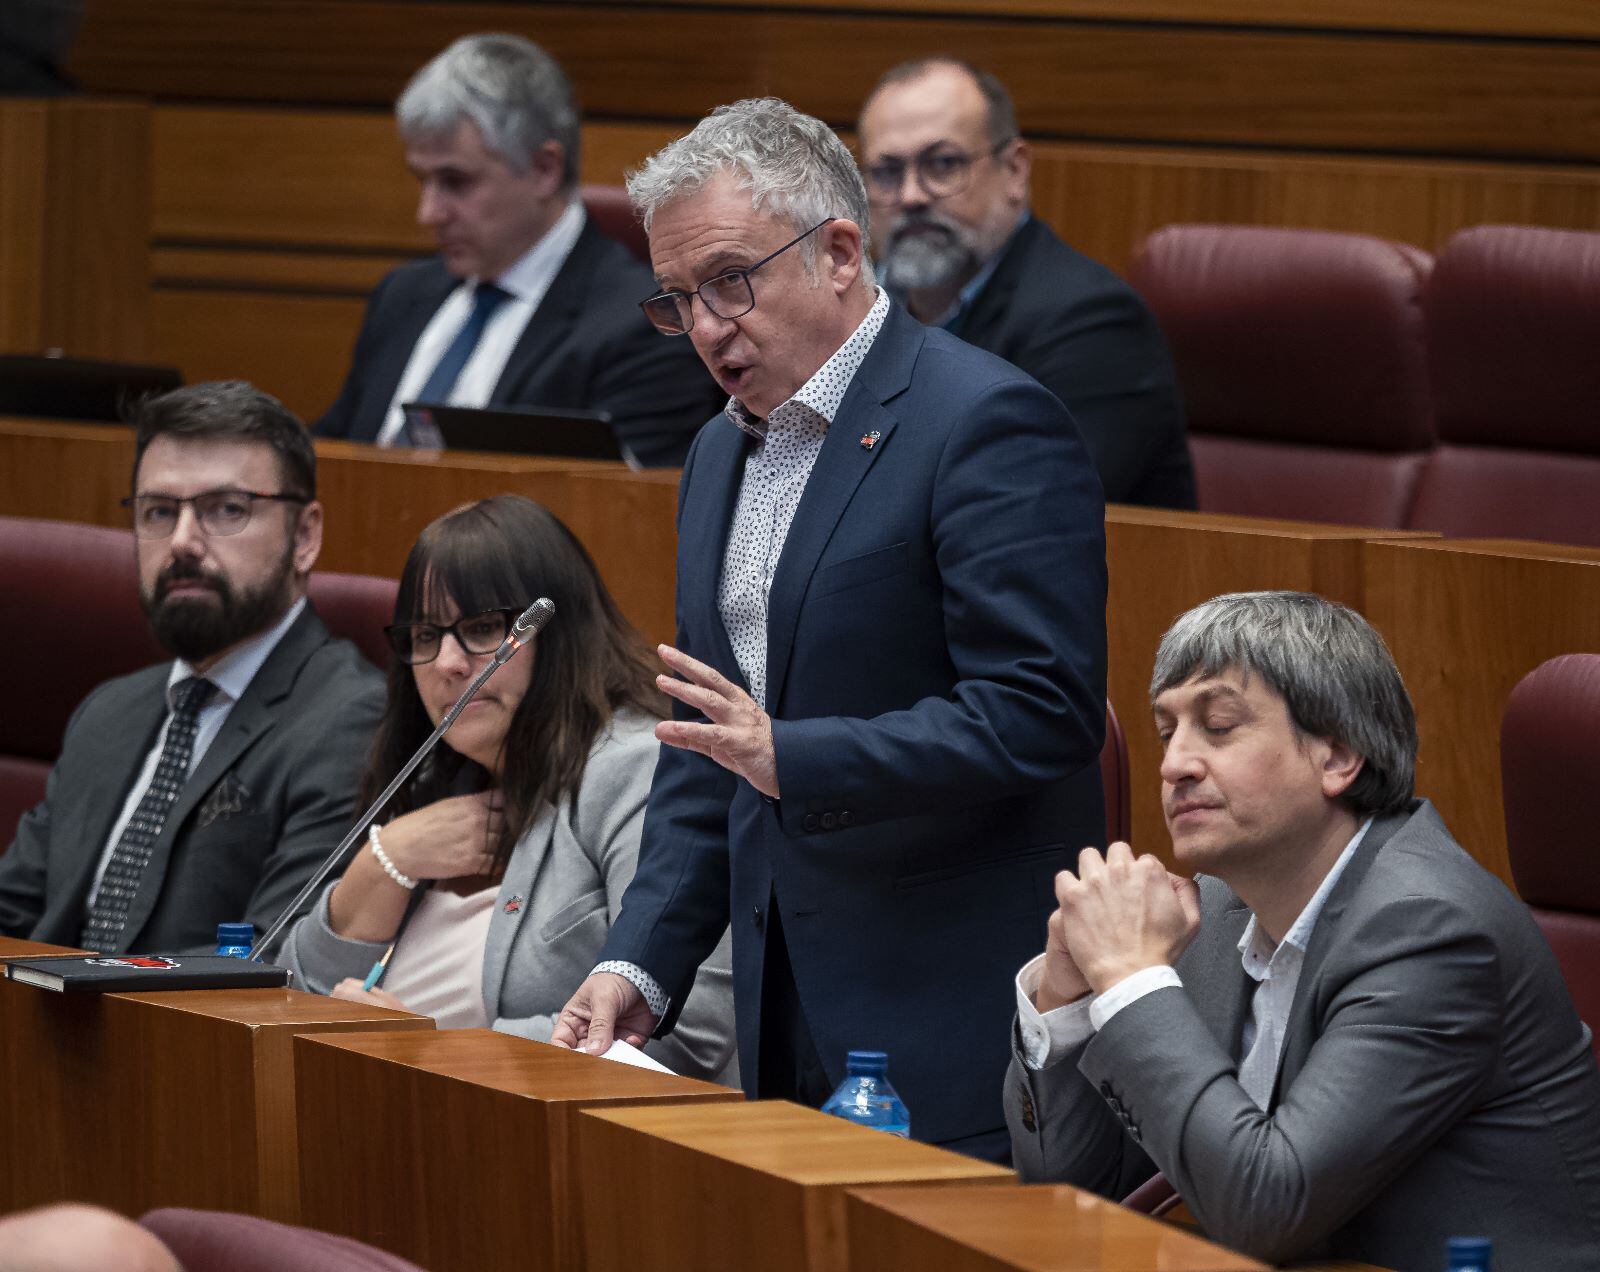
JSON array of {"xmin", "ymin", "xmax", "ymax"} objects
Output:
[
  {"xmin": 602, "ymin": 299, "xmax": 1108, "ymax": 1144},
  {"xmin": 314, "ymin": 220, "xmax": 722, "ymax": 468},
  {"xmin": 956, "ymin": 216, "xmax": 1196, "ymax": 510}
]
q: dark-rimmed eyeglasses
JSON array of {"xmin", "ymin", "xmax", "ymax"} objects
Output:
[
  {"xmin": 640, "ymin": 218, "xmax": 836, "ymax": 336},
  {"xmin": 122, "ymin": 490, "xmax": 308, "ymax": 539},
  {"xmin": 863, "ymin": 139, "xmax": 1015, "ymax": 204},
  {"xmin": 384, "ymin": 608, "xmax": 519, "ymax": 666}
]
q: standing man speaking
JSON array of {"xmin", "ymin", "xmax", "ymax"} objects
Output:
[{"xmin": 554, "ymin": 99, "xmax": 1107, "ymax": 1160}]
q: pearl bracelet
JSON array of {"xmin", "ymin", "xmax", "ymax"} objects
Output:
[{"xmin": 368, "ymin": 823, "xmax": 417, "ymax": 890}]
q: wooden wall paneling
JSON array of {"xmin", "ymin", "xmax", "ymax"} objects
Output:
[
  {"xmin": 71, "ymin": 2, "xmax": 1600, "ymax": 163},
  {"xmin": 553, "ymin": 467, "xmax": 679, "ymax": 647},
  {"xmin": 0, "ymin": 102, "xmax": 49, "ymax": 353},
  {"xmin": 1104, "ymin": 508, "xmax": 1437, "ymax": 872},
  {"xmin": 1029, "ymin": 144, "xmax": 1600, "ymax": 276},
  {"xmin": 151, "ymin": 288, "xmax": 369, "ymax": 423},
  {"xmin": 627, "ymin": 0, "xmax": 1600, "ymax": 42},
  {"xmin": 294, "ymin": 1029, "xmax": 741, "ymax": 1272},
  {"xmin": 1363, "ymin": 538, "xmax": 1600, "ymax": 885},
  {"xmin": 845, "ymin": 1183, "xmax": 1268, "ymax": 1271},
  {"xmin": 0, "ymin": 99, "xmax": 150, "ymax": 362},
  {"xmin": 0, "ymin": 418, "xmax": 136, "ymax": 526}
]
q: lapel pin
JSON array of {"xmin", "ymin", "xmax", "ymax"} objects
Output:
[
  {"xmin": 859, "ymin": 430, "xmax": 881, "ymax": 451},
  {"xmin": 504, "ymin": 895, "xmax": 524, "ymax": 915}
]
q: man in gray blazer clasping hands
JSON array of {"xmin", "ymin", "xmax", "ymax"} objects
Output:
[{"xmin": 1006, "ymin": 591, "xmax": 1600, "ymax": 1271}]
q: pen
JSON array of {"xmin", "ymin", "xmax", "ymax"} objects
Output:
[{"xmin": 362, "ymin": 942, "xmax": 396, "ymax": 992}]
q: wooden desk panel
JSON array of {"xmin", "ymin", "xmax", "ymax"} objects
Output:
[
  {"xmin": 578, "ymin": 1100, "xmax": 1011, "ymax": 1272},
  {"xmin": 1365, "ymin": 537, "xmax": 1600, "ymax": 883},
  {"xmin": 0, "ymin": 952, "xmax": 432, "ymax": 1221},
  {"xmin": 293, "ymin": 1029, "xmax": 741, "ymax": 1272},
  {"xmin": 847, "ymin": 1183, "xmax": 1268, "ymax": 1271},
  {"xmin": 1105, "ymin": 508, "xmax": 1433, "ymax": 864}
]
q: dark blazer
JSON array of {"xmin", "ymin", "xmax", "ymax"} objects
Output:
[
  {"xmin": 314, "ymin": 219, "xmax": 722, "ymax": 468},
  {"xmin": 954, "ymin": 216, "xmax": 1195, "ymax": 509},
  {"xmin": 602, "ymin": 299, "xmax": 1109, "ymax": 1146},
  {"xmin": 1006, "ymin": 800, "xmax": 1600, "ymax": 1270},
  {"xmin": 0, "ymin": 605, "xmax": 385, "ymax": 954}
]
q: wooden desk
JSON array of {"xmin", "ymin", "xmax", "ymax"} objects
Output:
[
  {"xmin": 292, "ymin": 1029, "xmax": 741, "ymax": 1272},
  {"xmin": 1105, "ymin": 507, "xmax": 1433, "ymax": 863},
  {"xmin": 0, "ymin": 939, "xmax": 431, "ymax": 1221},
  {"xmin": 1365, "ymin": 537, "xmax": 1600, "ymax": 883},
  {"xmin": 847, "ymin": 1182, "xmax": 1269, "ymax": 1270},
  {"xmin": 577, "ymin": 1100, "xmax": 1012, "ymax": 1272}
]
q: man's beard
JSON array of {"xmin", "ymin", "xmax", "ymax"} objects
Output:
[
  {"xmin": 878, "ymin": 209, "xmax": 981, "ymax": 293},
  {"xmin": 142, "ymin": 548, "xmax": 297, "ymax": 663}
]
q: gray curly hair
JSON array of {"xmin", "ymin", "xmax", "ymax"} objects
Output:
[
  {"xmin": 396, "ymin": 33, "xmax": 579, "ymax": 189},
  {"xmin": 627, "ymin": 98, "xmax": 874, "ymax": 284}
]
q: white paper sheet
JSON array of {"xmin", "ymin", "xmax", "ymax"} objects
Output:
[{"xmin": 600, "ymin": 1038, "xmax": 676, "ymax": 1075}]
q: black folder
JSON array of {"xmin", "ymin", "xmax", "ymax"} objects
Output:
[{"xmin": 3, "ymin": 953, "xmax": 289, "ymax": 993}]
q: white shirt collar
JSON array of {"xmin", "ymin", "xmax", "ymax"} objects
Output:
[
  {"xmin": 724, "ymin": 286, "xmax": 891, "ymax": 439},
  {"xmin": 166, "ymin": 595, "xmax": 307, "ymax": 707},
  {"xmin": 486, "ymin": 200, "xmax": 586, "ymax": 303},
  {"xmin": 1239, "ymin": 815, "xmax": 1373, "ymax": 981}
]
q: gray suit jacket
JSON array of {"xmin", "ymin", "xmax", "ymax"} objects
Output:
[
  {"xmin": 1006, "ymin": 799, "xmax": 1600, "ymax": 1269},
  {"xmin": 282, "ymin": 709, "xmax": 738, "ymax": 1084},
  {"xmin": 0, "ymin": 605, "xmax": 384, "ymax": 953}
]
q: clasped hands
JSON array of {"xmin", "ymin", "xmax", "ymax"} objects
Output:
[
  {"xmin": 1036, "ymin": 842, "xmax": 1203, "ymax": 1013},
  {"xmin": 653, "ymin": 644, "xmax": 778, "ymax": 799}
]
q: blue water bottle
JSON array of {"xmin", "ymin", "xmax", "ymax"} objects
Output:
[
  {"xmin": 215, "ymin": 922, "xmax": 254, "ymax": 959},
  {"xmin": 1446, "ymin": 1237, "xmax": 1491, "ymax": 1271},
  {"xmin": 820, "ymin": 1050, "xmax": 911, "ymax": 1138}
]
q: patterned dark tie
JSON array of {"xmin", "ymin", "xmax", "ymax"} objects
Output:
[{"xmin": 81, "ymin": 676, "xmax": 218, "ymax": 952}]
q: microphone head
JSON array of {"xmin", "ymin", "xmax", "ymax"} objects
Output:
[{"xmin": 513, "ymin": 598, "xmax": 556, "ymax": 638}]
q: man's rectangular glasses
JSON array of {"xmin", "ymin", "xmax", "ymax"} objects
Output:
[
  {"xmin": 640, "ymin": 218, "xmax": 835, "ymax": 336},
  {"xmin": 122, "ymin": 490, "xmax": 307, "ymax": 539},
  {"xmin": 384, "ymin": 608, "xmax": 519, "ymax": 665}
]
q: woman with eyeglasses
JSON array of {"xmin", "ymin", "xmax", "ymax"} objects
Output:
[{"xmin": 278, "ymin": 495, "xmax": 737, "ymax": 1082}]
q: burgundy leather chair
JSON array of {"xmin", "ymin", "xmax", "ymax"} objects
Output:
[
  {"xmin": 1501, "ymin": 653, "xmax": 1600, "ymax": 1061},
  {"xmin": 1101, "ymin": 701, "xmax": 1131, "ymax": 846},
  {"xmin": 581, "ymin": 183, "xmax": 649, "ymax": 265},
  {"xmin": 1129, "ymin": 225, "xmax": 1435, "ymax": 526},
  {"xmin": 1408, "ymin": 226, "xmax": 1600, "ymax": 546},
  {"xmin": 0, "ymin": 515, "xmax": 394, "ymax": 847},
  {"xmin": 141, "ymin": 1209, "xmax": 427, "ymax": 1272}
]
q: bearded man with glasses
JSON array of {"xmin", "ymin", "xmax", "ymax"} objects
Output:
[
  {"xmin": 0, "ymin": 381, "xmax": 384, "ymax": 955},
  {"xmin": 858, "ymin": 58, "xmax": 1196, "ymax": 509},
  {"xmin": 553, "ymin": 98, "xmax": 1107, "ymax": 1164}
]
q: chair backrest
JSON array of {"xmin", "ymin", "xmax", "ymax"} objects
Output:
[
  {"xmin": 0, "ymin": 515, "xmax": 393, "ymax": 847},
  {"xmin": 1129, "ymin": 224, "xmax": 1435, "ymax": 526},
  {"xmin": 581, "ymin": 183, "xmax": 649, "ymax": 265},
  {"xmin": 1409, "ymin": 225, "xmax": 1600, "ymax": 546},
  {"xmin": 141, "ymin": 1209, "xmax": 427, "ymax": 1272},
  {"xmin": 1101, "ymin": 701, "xmax": 1131, "ymax": 845},
  {"xmin": 1501, "ymin": 653, "xmax": 1600, "ymax": 1058}
]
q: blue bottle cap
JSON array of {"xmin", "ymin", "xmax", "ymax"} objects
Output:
[
  {"xmin": 216, "ymin": 922, "xmax": 255, "ymax": 945},
  {"xmin": 1448, "ymin": 1237, "xmax": 1491, "ymax": 1266},
  {"xmin": 845, "ymin": 1050, "xmax": 889, "ymax": 1075}
]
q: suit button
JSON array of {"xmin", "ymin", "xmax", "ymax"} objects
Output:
[
  {"xmin": 752, "ymin": 907, "xmax": 763, "ymax": 929},
  {"xmin": 821, "ymin": 812, "xmax": 837, "ymax": 830},
  {"xmin": 762, "ymin": 794, "xmax": 776, "ymax": 805},
  {"xmin": 802, "ymin": 813, "xmax": 820, "ymax": 832},
  {"xmin": 839, "ymin": 810, "xmax": 855, "ymax": 827}
]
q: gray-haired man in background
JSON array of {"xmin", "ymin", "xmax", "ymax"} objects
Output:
[
  {"xmin": 316, "ymin": 33, "xmax": 719, "ymax": 465},
  {"xmin": 1007, "ymin": 591, "xmax": 1600, "ymax": 1268}
]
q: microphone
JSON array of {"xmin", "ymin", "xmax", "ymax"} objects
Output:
[{"xmin": 248, "ymin": 598, "xmax": 556, "ymax": 962}]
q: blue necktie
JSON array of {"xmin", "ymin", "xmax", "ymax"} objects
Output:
[{"xmin": 407, "ymin": 282, "xmax": 512, "ymax": 440}]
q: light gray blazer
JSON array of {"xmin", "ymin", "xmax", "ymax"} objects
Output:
[
  {"xmin": 1005, "ymin": 799, "xmax": 1600, "ymax": 1270},
  {"xmin": 281, "ymin": 709, "xmax": 738, "ymax": 1084}
]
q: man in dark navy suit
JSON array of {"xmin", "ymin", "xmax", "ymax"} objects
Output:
[
  {"xmin": 553, "ymin": 98, "xmax": 1107, "ymax": 1162},
  {"xmin": 314, "ymin": 34, "xmax": 719, "ymax": 468},
  {"xmin": 858, "ymin": 58, "xmax": 1195, "ymax": 509}
]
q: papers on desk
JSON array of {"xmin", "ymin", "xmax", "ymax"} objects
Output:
[{"xmin": 600, "ymin": 1038, "xmax": 676, "ymax": 1075}]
